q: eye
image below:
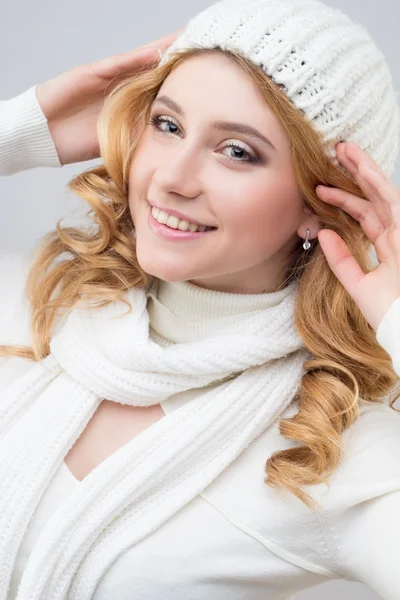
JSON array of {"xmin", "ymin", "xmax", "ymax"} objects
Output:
[
  {"xmin": 150, "ymin": 114, "xmax": 181, "ymax": 136},
  {"xmin": 222, "ymin": 141, "xmax": 258, "ymax": 164},
  {"xmin": 148, "ymin": 114, "xmax": 260, "ymax": 164}
]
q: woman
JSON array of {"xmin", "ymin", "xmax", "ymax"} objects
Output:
[{"xmin": 1, "ymin": 0, "xmax": 400, "ymax": 598}]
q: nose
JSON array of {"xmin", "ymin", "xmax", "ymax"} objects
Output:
[{"xmin": 152, "ymin": 145, "xmax": 203, "ymax": 200}]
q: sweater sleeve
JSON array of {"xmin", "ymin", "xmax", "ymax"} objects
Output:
[
  {"xmin": 0, "ymin": 85, "xmax": 62, "ymax": 175},
  {"xmin": 376, "ymin": 295, "xmax": 400, "ymax": 377},
  {"xmin": 0, "ymin": 86, "xmax": 62, "ymax": 348}
]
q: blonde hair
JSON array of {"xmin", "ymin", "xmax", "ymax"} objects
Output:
[{"xmin": 1, "ymin": 47, "xmax": 399, "ymax": 511}]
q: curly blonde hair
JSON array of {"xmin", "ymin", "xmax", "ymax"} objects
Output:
[{"xmin": 1, "ymin": 47, "xmax": 399, "ymax": 511}]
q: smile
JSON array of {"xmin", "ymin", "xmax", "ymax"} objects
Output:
[
  {"xmin": 150, "ymin": 206, "xmax": 215, "ymax": 233},
  {"xmin": 148, "ymin": 205, "xmax": 217, "ymax": 241}
]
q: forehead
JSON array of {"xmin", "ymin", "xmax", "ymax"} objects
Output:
[
  {"xmin": 160, "ymin": 53, "xmax": 261, "ymax": 107},
  {"xmin": 156, "ymin": 53, "xmax": 288, "ymax": 145}
]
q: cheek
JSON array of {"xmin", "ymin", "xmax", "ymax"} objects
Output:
[
  {"xmin": 129, "ymin": 135, "xmax": 150, "ymax": 184},
  {"xmin": 224, "ymin": 176, "xmax": 302, "ymax": 238},
  {"xmin": 128, "ymin": 145, "xmax": 153, "ymax": 216}
]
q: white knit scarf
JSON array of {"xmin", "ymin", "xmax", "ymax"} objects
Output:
[{"xmin": 0, "ymin": 279, "xmax": 308, "ymax": 599}]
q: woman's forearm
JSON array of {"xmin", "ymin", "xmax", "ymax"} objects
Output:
[{"xmin": 0, "ymin": 85, "xmax": 61, "ymax": 176}]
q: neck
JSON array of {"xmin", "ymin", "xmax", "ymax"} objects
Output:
[{"xmin": 146, "ymin": 277, "xmax": 296, "ymax": 344}]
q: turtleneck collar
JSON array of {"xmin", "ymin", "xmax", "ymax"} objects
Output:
[{"xmin": 146, "ymin": 277, "xmax": 297, "ymax": 344}]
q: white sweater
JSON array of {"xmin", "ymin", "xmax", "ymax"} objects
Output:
[{"xmin": 2, "ymin": 86, "xmax": 400, "ymax": 600}]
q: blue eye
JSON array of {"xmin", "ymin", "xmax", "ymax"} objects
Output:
[
  {"xmin": 150, "ymin": 114, "xmax": 180, "ymax": 135},
  {"xmin": 223, "ymin": 141, "xmax": 258, "ymax": 164},
  {"xmin": 149, "ymin": 114, "xmax": 260, "ymax": 164}
]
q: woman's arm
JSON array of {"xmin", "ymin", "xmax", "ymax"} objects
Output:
[
  {"xmin": 0, "ymin": 86, "xmax": 61, "ymax": 176},
  {"xmin": 0, "ymin": 86, "xmax": 62, "ymax": 348},
  {"xmin": 0, "ymin": 30, "xmax": 181, "ymax": 176},
  {"xmin": 376, "ymin": 295, "xmax": 400, "ymax": 377}
]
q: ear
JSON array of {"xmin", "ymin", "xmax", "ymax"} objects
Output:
[{"xmin": 298, "ymin": 211, "xmax": 324, "ymax": 241}]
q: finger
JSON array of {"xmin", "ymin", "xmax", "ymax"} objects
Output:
[
  {"xmin": 88, "ymin": 46, "xmax": 160, "ymax": 80},
  {"xmin": 90, "ymin": 27, "xmax": 184, "ymax": 80},
  {"xmin": 357, "ymin": 161, "xmax": 400, "ymax": 230},
  {"xmin": 316, "ymin": 184, "xmax": 386, "ymax": 245},
  {"xmin": 338, "ymin": 142, "xmax": 393, "ymax": 227},
  {"xmin": 95, "ymin": 28, "xmax": 184, "ymax": 78},
  {"xmin": 318, "ymin": 229, "xmax": 365, "ymax": 301},
  {"xmin": 343, "ymin": 141, "xmax": 387, "ymax": 177}
]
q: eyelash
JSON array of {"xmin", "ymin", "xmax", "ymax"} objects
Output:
[{"xmin": 148, "ymin": 114, "xmax": 260, "ymax": 165}]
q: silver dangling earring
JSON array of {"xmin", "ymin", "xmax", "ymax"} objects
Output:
[{"xmin": 303, "ymin": 228, "xmax": 311, "ymax": 250}]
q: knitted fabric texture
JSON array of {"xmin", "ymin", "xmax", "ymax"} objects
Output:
[
  {"xmin": 159, "ymin": 0, "xmax": 400, "ymax": 178},
  {"xmin": 0, "ymin": 281, "xmax": 309, "ymax": 599}
]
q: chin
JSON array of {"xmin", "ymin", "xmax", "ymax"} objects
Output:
[{"xmin": 135, "ymin": 254, "xmax": 190, "ymax": 283}]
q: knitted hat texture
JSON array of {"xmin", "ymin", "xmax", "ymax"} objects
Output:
[{"xmin": 159, "ymin": 0, "xmax": 400, "ymax": 177}]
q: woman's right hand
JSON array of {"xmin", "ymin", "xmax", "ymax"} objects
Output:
[{"xmin": 35, "ymin": 29, "xmax": 182, "ymax": 166}]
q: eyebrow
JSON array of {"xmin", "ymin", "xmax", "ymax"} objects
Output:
[{"xmin": 152, "ymin": 95, "xmax": 277, "ymax": 152}]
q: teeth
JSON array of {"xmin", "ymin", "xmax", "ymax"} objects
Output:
[
  {"xmin": 151, "ymin": 207, "xmax": 213, "ymax": 232},
  {"xmin": 166, "ymin": 215, "xmax": 181, "ymax": 229}
]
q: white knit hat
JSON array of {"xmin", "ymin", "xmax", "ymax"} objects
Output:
[{"xmin": 159, "ymin": 0, "xmax": 400, "ymax": 177}]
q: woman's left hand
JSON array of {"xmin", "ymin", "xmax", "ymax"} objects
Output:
[{"xmin": 315, "ymin": 141, "xmax": 400, "ymax": 332}]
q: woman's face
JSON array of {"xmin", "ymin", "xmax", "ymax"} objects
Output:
[{"xmin": 128, "ymin": 53, "xmax": 321, "ymax": 293}]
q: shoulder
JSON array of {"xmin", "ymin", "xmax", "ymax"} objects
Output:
[
  {"xmin": 200, "ymin": 403, "xmax": 341, "ymax": 577},
  {"xmin": 200, "ymin": 402, "xmax": 400, "ymax": 579},
  {"xmin": 313, "ymin": 402, "xmax": 400, "ymax": 511},
  {"xmin": 313, "ymin": 403, "xmax": 400, "ymax": 593}
]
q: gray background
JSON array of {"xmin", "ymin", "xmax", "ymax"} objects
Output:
[{"xmin": 1, "ymin": 1, "xmax": 398, "ymax": 598}]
